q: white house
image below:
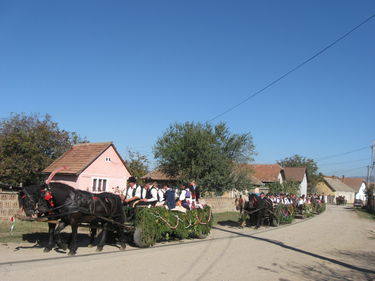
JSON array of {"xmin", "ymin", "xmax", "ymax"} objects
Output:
[
  {"xmin": 339, "ymin": 177, "xmax": 367, "ymax": 202},
  {"xmin": 283, "ymin": 167, "xmax": 308, "ymax": 196}
]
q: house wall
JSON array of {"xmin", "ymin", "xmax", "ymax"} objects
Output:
[
  {"xmin": 50, "ymin": 146, "xmax": 131, "ymax": 193},
  {"xmin": 315, "ymin": 182, "xmax": 335, "ymax": 196},
  {"xmin": 356, "ymin": 182, "xmax": 367, "ymax": 201},
  {"xmin": 299, "ymin": 174, "xmax": 308, "ymax": 196},
  {"xmin": 0, "ymin": 192, "xmax": 22, "ymax": 218},
  {"xmin": 335, "ymin": 191, "xmax": 355, "ymax": 204},
  {"xmin": 277, "ymin": 172, "xmax": 283, "ymax": 184}
]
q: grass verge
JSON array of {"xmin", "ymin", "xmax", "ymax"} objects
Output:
[{"xmin": 353, "ymin": 208, "xmax": 375, "ymax": 220}]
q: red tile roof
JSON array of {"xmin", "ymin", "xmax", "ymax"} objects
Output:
[
  {"xmin": 283, "ymin": 167, "xmax": 306, "ymax": 182},
  {"xmin": 43, "ymin": 142, "xmax": 116, "ymax": 175},
  {"xmin": 244, "ymin": 164, "xmax": 283, "ymax": 183},
  {"xmin": 142, "ymin": 170, "xmax": 177, "ymax": 181},
  {"xmin": 338, "ymin": 177, "xmax": 364, "ymax": 193}
]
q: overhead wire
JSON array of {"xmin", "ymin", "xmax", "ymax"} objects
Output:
[
  {"xmin": 315, "ymin": 145, "xmax": 371, "ymax": 161},
  {"xmin": 318, "ymin": 157, "xmax": 371, "ymax": 167},
  {"xmin": 208, "ymin": 13, "xmax": 375, "ymax": 122}
]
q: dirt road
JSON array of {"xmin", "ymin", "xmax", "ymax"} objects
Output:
[{"xmin": 0, "ymin": 205, "xmax": 374, "ymax": 281}]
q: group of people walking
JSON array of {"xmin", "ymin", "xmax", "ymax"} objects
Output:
[{"xmin": 119, "ymin": 177, "xmax": 201, "ymax": 211}]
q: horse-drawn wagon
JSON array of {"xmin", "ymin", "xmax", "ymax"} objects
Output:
[{"xmin": 17, "ymin": 182, "xmax": 212, "ymax": 254}]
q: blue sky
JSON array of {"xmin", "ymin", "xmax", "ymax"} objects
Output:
[{"xmin": 1, "ymin": 1, "xmax": 374, "ymax": 177}]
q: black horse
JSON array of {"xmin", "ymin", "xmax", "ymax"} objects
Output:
[
  {"xmin": 246, "ymin": 194, "xmax": 275, "ymax": 228},
  {"xmin": 19, "ymin": 182, "xmax": 126, "ymax": 255}
]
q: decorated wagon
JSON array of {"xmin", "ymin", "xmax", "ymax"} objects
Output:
[{"xmin": 129, "ymin": 205, "xmax": 212, "ymax": 247}]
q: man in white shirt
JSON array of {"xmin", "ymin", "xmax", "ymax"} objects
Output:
[
  {"xmin": 138, "ymin": 183, "xmax": 158, "ymax": 206},
  {"xmin": 122, "ymin": 177, "xmax": 143, "ymax": 207}
]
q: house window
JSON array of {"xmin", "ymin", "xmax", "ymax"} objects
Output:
[
  {"xmin": 92, "ymin": 178, "xmax": 108, "ymax": 192},
  {"xmin": 105, "ymin": 157, "xmax": 111, "ymax": 162}
]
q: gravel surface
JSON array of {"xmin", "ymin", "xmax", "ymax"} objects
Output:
[{"xmin": 0, "ymin": 205, "xmax": 374, "ymax": 281}]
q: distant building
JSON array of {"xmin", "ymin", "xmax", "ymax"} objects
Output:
[
  {"xmin": 338, "ymin": 177, "xmax": 367, "ymax": 202},
  {"xmin": 43, "ymin": 142, "xmax": 131, "ymax": 193},
  {"xmin": 141, "ymin": 169, "xmax": 178, "ymax": 187},
  {"xmin": 316, "ymin": 177, "xmax": 356, "ymax": 204}
]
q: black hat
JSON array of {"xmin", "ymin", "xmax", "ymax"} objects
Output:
[{"xmin": 127, "ymin": 176, "xmax": 137, "ymax": 183}]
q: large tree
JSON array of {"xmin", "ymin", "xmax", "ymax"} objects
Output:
[
  {"xmin": 124, "ymin": 149, "xmax": 150, "ymax": 183},
  {"xmin": 0, "ymin": 113, "xmax": 86, "ymax": 186},
  {"xmin": 277, "ymin": 154, "xmax": 323, "ymax": 193},
  {"xmin": 154, "ymin": 122, "xmax": 255, "ymax": 195}
]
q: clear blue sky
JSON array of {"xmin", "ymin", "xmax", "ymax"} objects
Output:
[{"xmin": 1, "ymin": 1, "xmax": 374, "ymax": 177}]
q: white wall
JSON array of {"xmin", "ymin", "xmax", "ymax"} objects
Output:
[{"xmin": 299, "ymin": 173, "xmax": 307, "ymax": 196}]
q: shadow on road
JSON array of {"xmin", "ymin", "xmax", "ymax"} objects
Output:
[
  {"xmin": 212, "ymin": 226, "xmax": 375, "ymax": 276},
  {"xmin": 277, "ymin": 252, "xmax": 375, "ymax": 281}
]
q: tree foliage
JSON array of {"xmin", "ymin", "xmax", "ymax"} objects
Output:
[
  {"xmin": 267, "ymin": 181, "xmax": 300, "ymax": 195},
  {"xmin": 277, "ymin": 154, "xmax": 323, "ymax": 193},
  {"xmin": 125, "ymin": 149, "xmax": 150, "ymax": 183},
  {"xmin": 154, "ymin": 122, "xmax": 255, "ymax": 195},
  {"xmin": 0, "ymin": 113, "xmax": 86, "ymax": 186}
]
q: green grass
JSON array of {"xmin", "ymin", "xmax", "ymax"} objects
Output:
[
  {"xmin": 353, "ymin": 208, "xmax": 375, "ymax": 220},
  {"xmin": 0, "ymin": 220, "xmax": 49, "ymax": 243}
]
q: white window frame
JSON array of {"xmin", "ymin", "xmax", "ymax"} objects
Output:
[
  {"xmin": 92, "ymin": 177, "xmax": 109, "ymax": 193},
  {"xmin": 105, "ymin": 157, "xmax": 111, "ymax": 162}
]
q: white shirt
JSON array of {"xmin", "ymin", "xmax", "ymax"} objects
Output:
[
  {"xmin": 146, "ymin": 187, "xmax": 158, "ymax": 202},
  {"xmin": 125, "ymin": 185, "xmax": 142, "ymax": 199},
  {"xmin": 158, "ymin": 189, "xmax": 165, "ymax": 202}
]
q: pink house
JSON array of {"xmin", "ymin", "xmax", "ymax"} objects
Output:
[{"xmin": 43, "ymin": 142, "xmax": 131, "ymax": 194}]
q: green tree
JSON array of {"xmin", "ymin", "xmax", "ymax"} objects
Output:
[
  {"xmin": 267, "ymin": 181, "xmax": 300, "ymax": 195},
  {"xmin": 0, "ymin": 113, "xmax": 86, "ymax": 186},
  {"xmin": 277, "ymin": 154, "xmax": 323, "ymax": 193},
  {"xmin": 154, "ymin": 122, "xmax": 255, "ymax": 195},
  {"xmin": 125, "ymin": 149, "xmax": 150, "ymax": 183}
]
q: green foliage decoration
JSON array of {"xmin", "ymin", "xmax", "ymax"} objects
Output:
[
  {"xmin": 133, "ymin": 206, "xmax": 212, "ymax": 247},
  {"xmin": 274, "ymin": 204, "xmax": 295, "ymax": 224}
]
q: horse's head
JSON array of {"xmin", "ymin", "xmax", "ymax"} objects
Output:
[
  {"xmin": 248, "ymin": 194, "xmax": 259, "ymax": 209},
  {"xmin": 18, "ymin": 185, "xmax": 41, "ymax": 217}
]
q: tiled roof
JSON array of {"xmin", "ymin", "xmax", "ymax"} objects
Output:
[
  {"xmin": 338, "ymin": 177, "xmax": 365, "ymax": 193},
  {"xmin": 244, "ymin": 164, "xmax": 283, "ymax": 183},
  {"xmin": 283, "ymin": 167, "xmax": 306, "ymax": 182},
  {"xmin": 324, "ymin": 177, "xmax": 355, "ymax": 192},
  {"xmin": 142, "ymin": 170, "xmax": 177, "ymax": 181},
  {"xmin": 43, "ymin": 142, "xmax": 113, "ymax": 175}
]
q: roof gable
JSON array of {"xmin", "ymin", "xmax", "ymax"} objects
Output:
[
  {"xmin": 283, "ymin": 167, "xmax": 306, "ymax": 182},
  {"xmin": 43, "ymin": 142, "xmax": 128, "ymax": 175},
  {"xmin": 245, "ymin": 164, "xmax": 283, "ymax": 183},
  {"xmin": 324, "ymin": 177, "xmax": 355, "ymax": 192},
  {"xmin": 339, "ymin": 177, "xmax": 365, "ymax": 193}
]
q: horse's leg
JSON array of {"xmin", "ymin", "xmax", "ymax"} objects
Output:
[
  {"xmin": 96, "ymin": 222, "xmax": 108, "ymax": 252},
  {"xmin": 115, "ymin": 220, "xmax": 126, "ymax": 251},
  {"xmin": 54, "ymin": 221, "xmax": 68, "ymax": 250},
  {"xmin": 44, "ymin": 223, "xmax": 56, "ymax": 252},
  {"xmin": 88, "ymin": 222, "xmax": 97, "ymax": 248},
  {"xmin": 255, "ymin": 211, "xmax": 261, "ymax": 229},
  {"xmin": 68, "ymin": 220, "xmax": 79, "ymax": 256}
]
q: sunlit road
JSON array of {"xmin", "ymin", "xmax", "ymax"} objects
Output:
[{"xmin": 0, "ymin": 205, "xmax": 374, "ymax": 281}]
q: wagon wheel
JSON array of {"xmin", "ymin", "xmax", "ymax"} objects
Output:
[{"xmin": 133, "ymin": 227, "xmax": 156, "ymax": 248}]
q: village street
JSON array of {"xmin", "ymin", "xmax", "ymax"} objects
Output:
[{"xmin": 0, "ymin": 205, "xmax": 374, "ymax": 281}]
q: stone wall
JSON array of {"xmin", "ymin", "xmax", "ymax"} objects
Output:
[
  {"xmin": 204, "ymin": 197, "xmax": 236, "ymax": 213},
  {"xmin": 0, "ymin": 192, "xmax": 20, "ymax": 218}
]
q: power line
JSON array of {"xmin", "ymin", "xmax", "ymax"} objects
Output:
[
  {"xmin": 318, "ymin": 157, "xmax": 371, "ymax": 167},
  {"xmin": 327, "ymin": 165, "xmax": 368, "ymax": 175},
  {"xmin": 208, "ymin": 13, "xmax": 375, "ymax": 122},
  {"xmin": 316, "ymin": 145, "xmax": 370, "ymax": 161}
]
